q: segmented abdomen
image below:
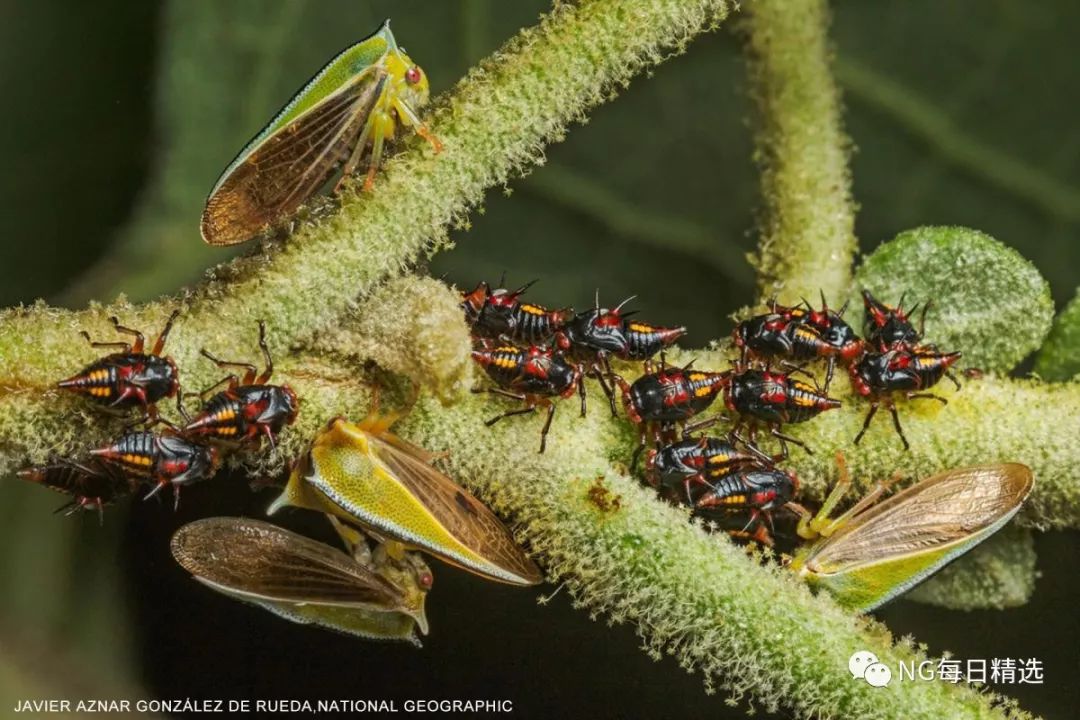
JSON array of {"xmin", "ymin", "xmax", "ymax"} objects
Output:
[
  {"xmin": 102, "ymin": 432, "xmax": 158, "ymax": 477},
  {"xmin": 481, "ymin": 347, "xmax": 527, "ymax": 387},
  {"xmin": 197, "ymin": 393, "xmax": 246, "ymax": 438},
  {"xmin": 696, "ymin": 472, "xmax": 750, "ymax": 509},
  {"xmin": 702, "ymin": 439, "xmax": 757, "ymax": 471},
  {"xmin": 624, "ymin": 323, "xmax": 685, "ymax": 360},
  {"xmin": 512, "ymin": 304, "xmax": 561, "ymax": 344},
  {"xmin": 787, "ymin": 324, "xmax": 831, "ymax": 360},
  {"xmin": 911, "ymin": 352, "xmax": 959, "ymax": 389},
  {"xmin": 784, "ymin": 381, "xmax": 840, "ymax": 423},
  {"xmin": 59, "ymin": 360, "xmax": 119, "ymax": 400}
]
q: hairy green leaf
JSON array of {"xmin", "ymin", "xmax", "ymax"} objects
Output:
[
  {"xmin": 906, "ymin": 525, "xmax": 1037, "ymax": 611},
  {"xmin": 1034, "ymin": 288, "xmax": 1080, "ymax": 381},
  {"xmin": 854, "ymin": 226, "xmax": 1053, "ymax": 373}
]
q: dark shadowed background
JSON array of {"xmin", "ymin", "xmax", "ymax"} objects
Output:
[{"xmin": 0, "ymin": 1, "xmax": 1077, "ymax": 718}]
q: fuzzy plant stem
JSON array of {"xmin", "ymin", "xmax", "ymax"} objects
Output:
[
  {"xmin": 0, "ymin": 0, "xmax": 735, "ymax": 405},
  {"xmin": 742, "ymin": 0, "xmax": 858, "ymax": 306}
]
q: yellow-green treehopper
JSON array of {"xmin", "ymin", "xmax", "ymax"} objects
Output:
[
  {"xmin": 269, "ymin": 415, "xmax": 542, "ymax": 587},
  {"xmin": 200, "ymin": 19, "xmax": 441, "ymax": 246},
  {"xmin": 171, "ymin": 517, "xmax": 430, "ymax": 645},
  {"xmin": 788, "ymin": 458, "xmax": 1033, "ymax": 613}
]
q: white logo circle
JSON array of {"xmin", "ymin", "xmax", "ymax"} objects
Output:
[
  {"xmin": 848, "ymin": 650, "xmax": 878, "ymax": 680},
  {"xmin": 864, "ymin": 662, "xmax": 892, "ymax": 688}
]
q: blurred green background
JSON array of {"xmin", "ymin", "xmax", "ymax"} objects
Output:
[{"xmin": 0, "ymin": 1, "xmax": 1077, "ymax": 718}]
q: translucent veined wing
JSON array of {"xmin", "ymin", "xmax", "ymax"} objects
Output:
[
  {"xmin": 807, "ymin": 464, "xmax": 1033, "ymax": 570},
  {"xmin": 200, "ymin": 68, "xmax": 387, "ymax": 246},
  {"xmin": 362, "ymin": 432, "xmax": 543, "ymax": 585},
  {"xmin": 171, "ymin": 517, "xmax": 406, "ymax": 611}
]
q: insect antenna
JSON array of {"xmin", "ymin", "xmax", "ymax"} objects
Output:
[
  {"xmin": 613, "ymin": 295, "xmax": 638, "ymax": 315},
  {"xmin": 511, "ymin": 279, "xmax": 538, "ymax": 296}
]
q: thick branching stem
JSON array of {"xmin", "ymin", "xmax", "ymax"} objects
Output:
[
  {"xmin": 0, "ymin": 329, "xmax": 1056, "ymax": 718},
  {"xmin": 0, "ymin": 0, "xmax": 1056, "ymax": 717},
  {"xmin": 743, "ymin": 0, "xmax": 858, "ymax": 305}
]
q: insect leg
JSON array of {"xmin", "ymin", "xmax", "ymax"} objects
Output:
[
  {"xmin": 786, "ymin": 501, "xmax": 814, "ymax": 538},
  {"xmin": 337, "ymin": 105, "xmax": 379, "ymax": 193},
  {"xmin": 853, "ymin": 402, "xmax": 879, "ymax": 445},
  {"xmin": 414, "ymin": 125, "xmax": 443, "ymax": 153},
  {"xmin": 742, "ymin": 508, "xmax": 767, "ymax": 536},
  {"xmin": 151, "ymin": 309, "xmax": 181, "ymax": 356},
  {"xmin": 816, "ymin": 465, "xmax": 895, "ymax": 537},
  {"xmin": 393, "ymin": 96, "xmax": 443, "ymax": 153},
  {"xmin": 79, "ymin": 330, "xmax": 130, "ymax": 353},
  {"xmin": 110, "ymin": 384, "xmax": 148, "ymax": 411},
  {"xmin": 918, "ymin": 300, "xmax": 931, "ymax": 337},
  {"xmin": 610, "ymin": 373, "xmax": 641, "ymax": 423},
  {"xmin": 908, "ymin": 392, "xmax": 948, "ymax": 405},
  {"xmin": 109, "ymin": 316, "xmax": 146, "ymax": 354},
  {"xmin": 945, "ymin": 370, "xmax": 962, "ymax": 391},
  {"xmin": 325, "ymin": 513, "xmax": 371, "ymax": 562},
  {"xmin": 681, "ymin": 413, "xmax": 726, "ymax": 438},
  {"xmin": 538, "ymin": 401, "xmax": 556, "ymax": 454},
  {"xmin": 174, "ymin": 388, "xmax": 192, "ymax": 424},
  {"xmin": 629, "ymin": 424, "xmax": 658, "ymax": 471},
  {"xmin": 745, "ymin": 522, "xmax": 775, "ymax": 547},
  {"xmin": 823, "ymin": 356, "xmax": 836, "ymax": 394},
  {"xmin": 596, "ymin": 356, "xmax": 619, "ymax": 417},
  {"xmin": 122, "ymin": 407, "xmax": 154, "ymax": 432},
  {"xmin": 732, "ymin": 430, "xmax": 774, "ymax": 464},
  {"xmin": 888, "ymin": 403, "xmax": 911, "ymax": 451},
  {"xmin": 829, "ymin": 474, "xmax": 903, "ymax": 534},
  {"xmin": 795, "ymin": 453, "xmax": 851, "ymax": 538},
  {"xmin": 484, "ymin": 406, "xmax": 536, "ymax": 427},
  {"xmin": 778, "ymin": 360, "xmax": 814, "ymax": 381},
  {"xmin": 142, "ymin": 414, "xmax": 184, "ymax": 435},
  {"xmin": 362, "ymin": 113, "xmax": 391, "ymax": 192},
  {"xmin": 200, "ymin": 348, "xmax": 257, "ymax": 386},
  {"xmin": 472, "ymin": 387, "xmax": 528, "ymax": 402},
  {"xmin": 194, "ymin": 372, "xmax": 239, "ymax": 399},
  {"xmin": 772, "ymin": 433, "xmax": 789, "ymax": 461},
  {"xmin": 578, "ymin": 371, "xmax": 587, "ymax": 418},
  {"xmin": 143, "ymin": 480, "xmax": 169, "ymax": 503},
  {"xmin": 681, "ymin": 473, "xmax": 715, "ymax": 506},
  {"xmin": 255, "ymin": 321, "xmax": 274, "ymax": 384},
  {"xmin": 771, "ymin": 427, "xmax": 812, "ymax": 456}
]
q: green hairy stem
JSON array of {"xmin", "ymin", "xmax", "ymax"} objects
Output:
[
  {"xmin": 0, "ymin": 0, "xmax": 1058, "ymax": 717},
  {"xmin": 743, "ymin": 0, "xmax": 858, "ymax": 306}
]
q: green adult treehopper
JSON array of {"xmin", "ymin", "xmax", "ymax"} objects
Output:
[
  {"xmin": 787, "ymin": 457, "xmax": 1033, "ymax": 613},
  {"xmin": 201, "ymin": 19, "xmax": 441, "ymax": 246}
]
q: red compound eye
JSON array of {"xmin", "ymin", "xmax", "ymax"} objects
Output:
[
  {"xmin": 406, "ymin": 66, "xmax": 422, "ymax": 85},
  {"xmin": 420, "ymin": 572, "xmax": 433, "ymax": 589},
  {"xmin": 597, "ymin": 312, "xmax": 621, "ymax": 328}
]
